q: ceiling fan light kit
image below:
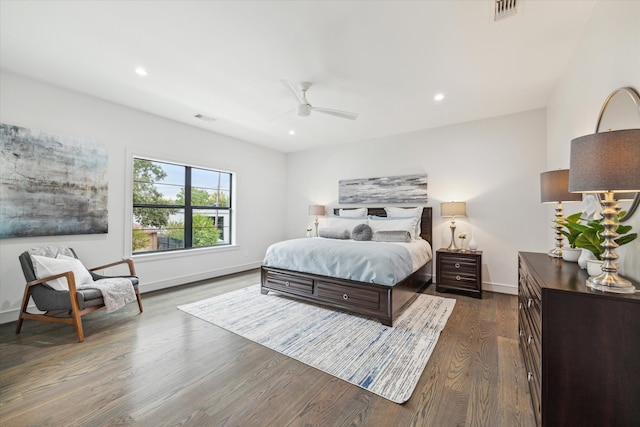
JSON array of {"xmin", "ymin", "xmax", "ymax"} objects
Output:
[{"xmin": 281, "ymin": 79, "xmax": 358, "ymax": 120}]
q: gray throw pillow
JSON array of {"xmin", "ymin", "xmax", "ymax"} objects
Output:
[
  {"xmin": 352, "ymin": 224, "xmax": 372, "ymax": 241},
  {"xmin": 319, "ymin": 227, "xmax": 350, "ymax": 240},
  {"xmin": 372, "ymin": 230, "xmax": 411, "ymax": 242}
]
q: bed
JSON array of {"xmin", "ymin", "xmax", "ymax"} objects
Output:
[{"xmin": 261, "ymin": 207, "xmax": 433, "ymax": 326}]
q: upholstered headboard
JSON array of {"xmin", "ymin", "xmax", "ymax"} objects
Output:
[{"xmin": 333, "ymin": 207, "xmax": 433, "ymax": 246}]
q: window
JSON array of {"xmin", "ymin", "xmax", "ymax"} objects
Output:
[{"xmin": 132, "ymin": 158, "xmax": 232, "ymax": 254}]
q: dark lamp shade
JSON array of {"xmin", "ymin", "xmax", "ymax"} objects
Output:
[
  {"xmin": 308, "ymin": 205, "xmax": 325, "ymax": 216},
  {"xmin": 569, "ymin": 129, "xmax": 640, "ymax": 193},
  {"xmin": 540, "ymin": 169, "xmax": 582, "ymax": 203},
  {"xmin": 440, "ymin": 201, "xmax": 466, "ymax": 217}
]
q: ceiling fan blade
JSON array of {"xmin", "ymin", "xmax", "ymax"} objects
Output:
[
  {"xmin": 280, "ymin": 79, "xmax": 306, "ymax": 105},
  {"xmin": 268, "ymin": 106, "xmax": 298, "ymax": 122},
  {"xmin": 312, "ymin": 107, "xmax": 359, "ymax": 120}
]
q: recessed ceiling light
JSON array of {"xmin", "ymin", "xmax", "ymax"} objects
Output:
[
  {"xmin": 134, "ymin": 67, "xmax": 148, "ymax": 76},
  {"xmin": 289, "ymin": 130, "xmax": 295, "ymax": 135},
  {"xmin": 434, "ymin": 93, "xmax": 445, "ymax": 101}
]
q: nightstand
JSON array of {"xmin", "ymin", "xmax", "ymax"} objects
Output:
[{"xmin": 436, "ymin": 249, "xmax": 482, "ymax": 298}]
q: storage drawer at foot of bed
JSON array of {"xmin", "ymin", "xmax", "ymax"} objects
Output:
[
  {"xmin": 264, "ymin": 271, "xmax": 314, "ymax": 296},
  {"xmin": 316, "ymin": 281, "xmax": 381, "ymax": 311}
]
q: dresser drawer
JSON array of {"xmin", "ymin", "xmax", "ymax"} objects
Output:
[
  {"xmin": 264, "ymin": 271, "xmax": 314, "ymax": 296},
  {"xmin": 316, "ymin": 281, "xmax": 381, "ymax": 311}
]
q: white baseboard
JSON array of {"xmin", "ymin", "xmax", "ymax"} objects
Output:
[
  {"xmin": 432, "ymin": 280, "xmax": 518, "ymax": 296},
  {"xmin": 139, "ymin": 261, "xmax": 262, "ymax": 293},
  {"xmin": 482, "ymin": 281, "xmax": 518, "ymax": 295}
]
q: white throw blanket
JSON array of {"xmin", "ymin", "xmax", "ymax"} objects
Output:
[{"xmin": 79, "ymin": 278, "xmax": 136, "ymax": 313}]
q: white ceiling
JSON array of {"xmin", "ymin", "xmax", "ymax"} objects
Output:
[{"xmin": 0, "ymin": 1, "xmax": 596, "ymax": 153}]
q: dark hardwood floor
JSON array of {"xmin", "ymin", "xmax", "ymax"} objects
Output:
[{"xmin": 0, "ymin": 269, "xmax": 536, "ymax": 427}]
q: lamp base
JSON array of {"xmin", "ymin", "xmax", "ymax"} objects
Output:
[
  {"xmin": 548, "ymin": 201, "xmax": 564, "ymax": 258},
  {"xmin": 446, "ymin": 222, "xmax": 458, "ymax": 251},
  {"xmin": 587, "ymin": 273, "xmax": 637, "ymax": 294},
  {"xmin": 585, "ymin": 192, "xmax": 637, "ymax": 294},
  {"xmin": 548, "ymin": 247, "xmax": 563, "ymax": 258}
]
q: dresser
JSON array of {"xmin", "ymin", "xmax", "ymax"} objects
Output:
[
  {"xmin": 518, "ymin": 252, "xmax": 640, "ymax": 427},
  {"xmin": 436, "ymin": 249, "xmax": 482, "ymax": 298}
]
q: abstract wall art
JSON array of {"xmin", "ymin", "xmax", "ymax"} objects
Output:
[
  {"xmin": 339, "ymin": 174, "xmax": 428, "ymax": 204},
  {"xmin": 0, "ymin": 123, "xmax": 108, "ymax": 238}
]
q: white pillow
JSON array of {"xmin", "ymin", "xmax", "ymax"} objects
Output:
[
  {"xmin": 339, "ymin": 208, "xmax": 367, "ymax": 217},
  {"xmin": 383, "ymin": 207, "xmax": 424, "ymax": 238},
  {"xmin": 368, "ymin": 217, "xmax": 419, "ymax": 240},
  {"xmin": 31, "ymin": 254, "xmax": 94, "ymax": 291},
  {"xmin": 385, "ymin": 206, "xmax": 423, "ymax": 217}
]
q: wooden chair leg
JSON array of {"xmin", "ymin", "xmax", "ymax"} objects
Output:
[
  {"xmin": 135, "ymin": 289, "xmax": 144, "ymax": 313},
  {"xmin": 68, "ymin": 291, "xmax": 84, "ymax": 343},
  {"xmin": 72, "ymin": 311, "xmax": 84, "ymax": 343},
  {"xmin": 16, "ymin": 285, "xmax": 33, "ymax": 334}
]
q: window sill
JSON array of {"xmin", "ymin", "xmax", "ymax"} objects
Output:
[{"xmin": 132, "ymin": 244, "xmax": 239, "ymax": 263}]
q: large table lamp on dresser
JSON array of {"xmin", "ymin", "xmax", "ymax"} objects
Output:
[
  {"xmin": 540, "ymin": 169, "xmax": 582, "ymax": 258},
  {"xmin": 568, "ymin": 128, "xmax": 640, "ymax": 293}
]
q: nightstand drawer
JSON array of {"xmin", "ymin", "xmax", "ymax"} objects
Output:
[
  {"xmin": 439, "ymin": 257, "xmax": 479, "ymax": 274},
  {"xmin": 439, "ymin": 271, "xmax": 478, "ymax": 287},
  {"xmin": 440, "ymin": 255, "xmax": 478, "ymax": 271}
]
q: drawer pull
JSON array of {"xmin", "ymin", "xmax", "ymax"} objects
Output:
[
  {"xmin": 527, "ymin": 298, "xmax": 533, "ymax": 308},
  {"xmin": 455, "ymin": 275, "xmax": 461, "ymax": 281},
  {"xmin": 285, "ymin": 281, "xmax": 290, "ymax": 287},
  {"xmin": 343, "ymin": 293, "xmax": 349, "ymax": 300},
  {"xmin": 527, "ymin": 372, "xmax": 533, "ymax": 381},
  {"xmin": 519, "ymin": 329, "xmax": 523, "ymax": 337},
  {"xmin": 454, "ymin": 263, "xmax": 460, "ymax": 269},
  {"xmin": 519, "ymin": 302, "xmax": 523, "ymax": 310},
  {"xmin": 528, "ymin": 335, "xmax": 533, "ymax": 345}
]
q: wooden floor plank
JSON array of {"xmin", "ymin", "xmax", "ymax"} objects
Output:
[{"xmin": 0, "ymin": 269, "xmax": 536, "ymax": 426}]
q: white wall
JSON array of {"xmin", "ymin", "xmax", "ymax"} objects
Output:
[
  {"xmin": 546, "ymin": 0, "xmax": 640, "ymax": 280},
  {"xmin": 0, "ymin": 72, "xmax": 288, "ymax": 323},
  {"xmin": 286, "ymin": 109, "xmax": 550, "ymax": 294}
]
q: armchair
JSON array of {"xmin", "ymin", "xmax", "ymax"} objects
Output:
[{"xmin": 16, "ymin": 246, "xmax": 143, "ymax": 342}]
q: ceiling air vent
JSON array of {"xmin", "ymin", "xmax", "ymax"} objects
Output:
[
  {"xmin": 494, "ymin": 0, "xmax": 518, "ymax": 21},
  {"xmin": 194, "ymin": 114, "xmax": 216, "ymax": 123}
]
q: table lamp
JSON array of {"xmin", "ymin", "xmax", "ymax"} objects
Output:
[
  {"xmin": 568, "ymin": 129, "xmax": 640, "ymax": 293},
  {"xmin": 441, "ymin": 201, "xmax": 466, "ymax": 251},
  {"xmin": 540, "ymin": 169, "xmax": 582, "ymax": 258}
]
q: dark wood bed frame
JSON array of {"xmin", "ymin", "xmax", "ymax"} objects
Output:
[{"xmin": 260, "ymin": 207, "xmax": 433, "ymax": 326}]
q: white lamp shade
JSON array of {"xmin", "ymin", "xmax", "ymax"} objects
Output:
[
  {"xmin": 569, "ymin": 129, "xmax": 640, "ymax": 193},
  {"xmin": 440, "ymin": 201, "xmax": 466, "ymax": 217},
  {"xmin": 308, "ymin": 205, "xmax": 325, "ymax": 216},
  {"xmin": 540, "ymin": 169, "xmax": 583, "ymax": 203}
]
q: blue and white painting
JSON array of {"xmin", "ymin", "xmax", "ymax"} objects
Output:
[
  {"xmin": 339, "ymin": 174, "xmax": 428, "ymax": 204},
  {"xmin": 0, "ymin": 123, "xmax": 108, "ymax": 238}
]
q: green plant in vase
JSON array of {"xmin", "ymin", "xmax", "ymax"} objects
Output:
[
  {"xmin": 555, "ymin": 212, "xmax": 584, "ymax": 249},
  {"xmin": 564, "ymin": 211, "xmax": 637, "ymax": 260}
]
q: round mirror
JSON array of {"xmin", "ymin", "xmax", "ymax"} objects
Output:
[{"xmin": 595, "ymin": 87, "xmax": 640, "ymax": 221}]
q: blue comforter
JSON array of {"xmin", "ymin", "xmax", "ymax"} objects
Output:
[{"xmin": 263, "ymin": 238, "xmax": 415, "ymax": 286}]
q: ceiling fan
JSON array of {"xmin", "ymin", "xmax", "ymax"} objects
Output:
[{"xmin": 280, "ymin": 80, "xmax": 358, "ymax": 120}]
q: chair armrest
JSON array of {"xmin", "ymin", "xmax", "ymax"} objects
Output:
[
  {"xmin": 26, "ymin": 271, "xmax": 79, "ymax": 293},
  {"xmin": 88, "ymin": 258, "xmax": 136, "ymax": 276}
]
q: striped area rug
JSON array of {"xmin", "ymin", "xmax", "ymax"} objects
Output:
[{"xmin": 178, "ymin": 284, "xmax": 456, "ymax": 403}]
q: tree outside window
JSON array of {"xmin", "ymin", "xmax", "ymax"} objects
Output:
[{"xmin": 132, "ymin": 158, "xmax": 232, "ymax": 254}]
